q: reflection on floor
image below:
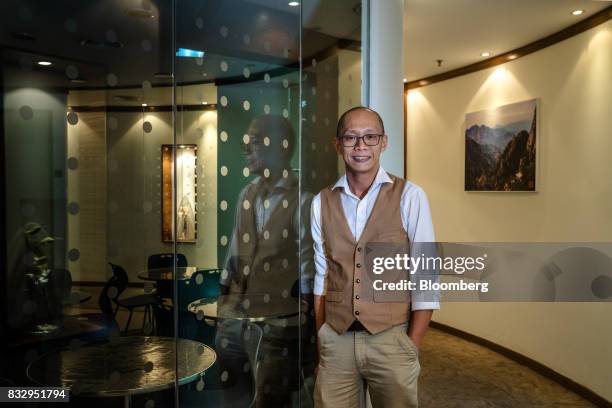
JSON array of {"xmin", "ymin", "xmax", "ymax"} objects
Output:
[{"xmin": 420, "ymin": 328, "xmax": 596, "ymax": 408}]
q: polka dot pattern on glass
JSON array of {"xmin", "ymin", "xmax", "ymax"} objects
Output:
[
  {"xmin": 67, "ymin": 157, "xmax": 79, "ymax": 170},
  {"xmin": 67, "ymin": 202, "xmax": 80, "ymax": 215},
  {"xmin": 68, "ymin": 248, "xmax": 80, "ymax": 261},
  {"xmin": 106, "ymin": 73, "xmax": 118, "ymax": 87},
  {"xmin": 67, "ymin": 111, "xmax": 79, "ymax": 125},
  {"xmin": 20, "ymin": 106, "xmax": 33, "ymax": 120},
  {"xmin": 66, "ymin": 65, "xmax": 79, "ymax": 79}
]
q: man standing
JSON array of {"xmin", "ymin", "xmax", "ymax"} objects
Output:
[
  {"xmin": 311, "ymin": 107, "xmax": 439, "ymax": 407},
  {"xmin": 218, "ymin": 114, "xmax": 314, "ymax": 407}
]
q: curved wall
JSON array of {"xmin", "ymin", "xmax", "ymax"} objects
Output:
[{"xmin": 405, "ymin": 21, "xmax": 612, "ymax": 401}]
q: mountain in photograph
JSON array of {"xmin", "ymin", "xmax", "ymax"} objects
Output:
[{"xmin": 465, "ymin": 105, "xmax": 537, "ymax": 191}]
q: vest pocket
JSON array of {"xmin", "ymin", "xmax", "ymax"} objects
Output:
[{"xmin": 325, "ymin": 290, "xmax": 343, "ymax": 302}]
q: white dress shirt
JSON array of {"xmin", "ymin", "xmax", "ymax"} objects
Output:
[
  {"xmin": 310, "ymin": 166, "xmax": 440, "ymax": 310},
  {"xmin": 221, "ymin": 173, "xmax": 315, "ymax": 294}
]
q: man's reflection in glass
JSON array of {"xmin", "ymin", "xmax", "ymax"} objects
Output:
[{"xmin": 216, "ymin": 115, "xmax": 314, "ymax": 407}]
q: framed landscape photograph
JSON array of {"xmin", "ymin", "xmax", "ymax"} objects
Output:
[{"xmin": 464, "ymin": 98, "xmax": 538, "ymax": 192}]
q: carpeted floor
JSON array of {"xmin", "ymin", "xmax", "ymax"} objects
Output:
[{"xmin": 418, "ymin": 328, "xmax": 597, "ymax": 407}]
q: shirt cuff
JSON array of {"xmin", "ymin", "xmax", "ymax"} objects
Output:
[
  {"xmin": 411, "ymin": 301, "xmax": 440, "ymax": 311},
  {"xmin": 313, "ymin": 276, "xmax": 326, "ymax": 296}
]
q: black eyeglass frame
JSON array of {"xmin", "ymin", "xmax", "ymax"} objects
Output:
[{"xmin": 336, "ymin": 134, "xmax": 384, "ymax": 147}]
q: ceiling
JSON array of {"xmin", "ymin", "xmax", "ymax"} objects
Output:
[
  {"xmin": 404, "ymin": 0, "xmax": 611, "ymax": 81},
  {"xmin": 1, "ymin": 0, "xmax": 357, "ymax": 91}
]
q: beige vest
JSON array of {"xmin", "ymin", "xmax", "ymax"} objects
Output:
[
  {"xmin": 226, "ymin": 176, "xmax": 299, "ymax": 297},
  {"xmin": 320, "ymin": 174, "xmax": 411, "ymax": 334}
]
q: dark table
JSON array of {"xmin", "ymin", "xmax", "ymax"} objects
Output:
[
  {"xmin": 187, "ymin": 294, "xmax": 307, "ymax": 322},
  {"xmin": 27, "ymin": 336, "xmax": 216, "ymax": 405}
]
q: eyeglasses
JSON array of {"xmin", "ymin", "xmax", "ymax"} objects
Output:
[{"xmin": 336, "ymin": 134, "xmax": 383, "ymax": 147}]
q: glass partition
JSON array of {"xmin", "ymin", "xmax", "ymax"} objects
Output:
[{"xmin": 1, "ymin": 0, "xmax": 362, "ymax": 406}]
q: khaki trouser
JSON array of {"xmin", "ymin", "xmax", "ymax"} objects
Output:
[{"xmin": 314, "ymin": 322, "xmax": 420, "ymax": 408}]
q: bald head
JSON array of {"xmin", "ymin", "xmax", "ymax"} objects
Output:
[{"xmin": 336, "ymin": 106, "xmax": 385, "ymax": 138}]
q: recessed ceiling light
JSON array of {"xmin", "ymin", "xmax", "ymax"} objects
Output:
[
  {"xmin": 202, "ymin": 101, "xmax": 208, "ymax": 105},
  {"xmin": 142, "ymin": 103, "xmax": 148, "ymax": 107},
  {"xmin": 572, "ymin": 9, "xmax": 584, "ymax": 16},
  {"xmin": 480, "ymin": 52, "xmax": 490, "ymax": 57},
  {"xmin": 288, "ymin": 1, "xmax": 300, "ymax": 7},
  {"xmin": 403, "ymin": 78, "xmax": 407, "ymax": 83},
  {"xmin": 37, "ymin": 61, "xmax": 52, "ymax": 66}
]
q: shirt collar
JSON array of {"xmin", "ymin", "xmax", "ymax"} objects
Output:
[{"xmin": 332, "ymin": 166, "xmax": 393, "ymax": 192}]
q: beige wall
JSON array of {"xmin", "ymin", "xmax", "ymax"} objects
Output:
[
  {"xmin": 406, "ymin": 21, "xmax": 612, "ymax": 400},
  {"xmin": 67, "ymin": 111, "xmax": 107, "ymax": 281},
  {"xmin": 67, "ymin": 87, "xmax": 218, "ymax": 281}
]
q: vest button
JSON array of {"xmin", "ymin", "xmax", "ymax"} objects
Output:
[
  {"xmin": 355, "ymin": 295, "xmax": 360, "ymax": 300},
  {"xmin": 355, "ymin": 278, "xmax": 360, "ymax": 284},
  {"xmin": 356, "ymin": 263, "xmax": 361, "ymax": 268},
  {"xmin": 355, "ymin": 310, "xmax": 360, "ymax": 315}
]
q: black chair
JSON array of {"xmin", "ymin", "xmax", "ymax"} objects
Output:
[
  {"xmin": 68, "ymin": 276, "xmax": 121, "ymax": 342},
  {"xmin": 147, "ymin": 253, "xmax": 187, "ymax": 270},
  {"xmin": 108, "ymin": 263, "xmax": 159, "ymax": 334}
]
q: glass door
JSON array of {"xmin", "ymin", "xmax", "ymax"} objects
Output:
[{"xmin": 1, "ymin": 1, "xmax": 363, "ymax": 407}]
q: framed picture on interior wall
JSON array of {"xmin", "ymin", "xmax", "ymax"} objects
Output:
[
  {"xmin": 464, "ymin": 98, "xmax": 538, "ymax": 192},
  {"xmin": 161, "ymin": 144, "xmax": 197, "ymax": 242}
]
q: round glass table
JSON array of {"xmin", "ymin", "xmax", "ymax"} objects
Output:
[
  {"xmin": 27, "ymin": 336, "xmax": 216, "ymax": 403},
  {"xmin": 188, "ymin": 294, "xmax": 307, "ymax": 322}
]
